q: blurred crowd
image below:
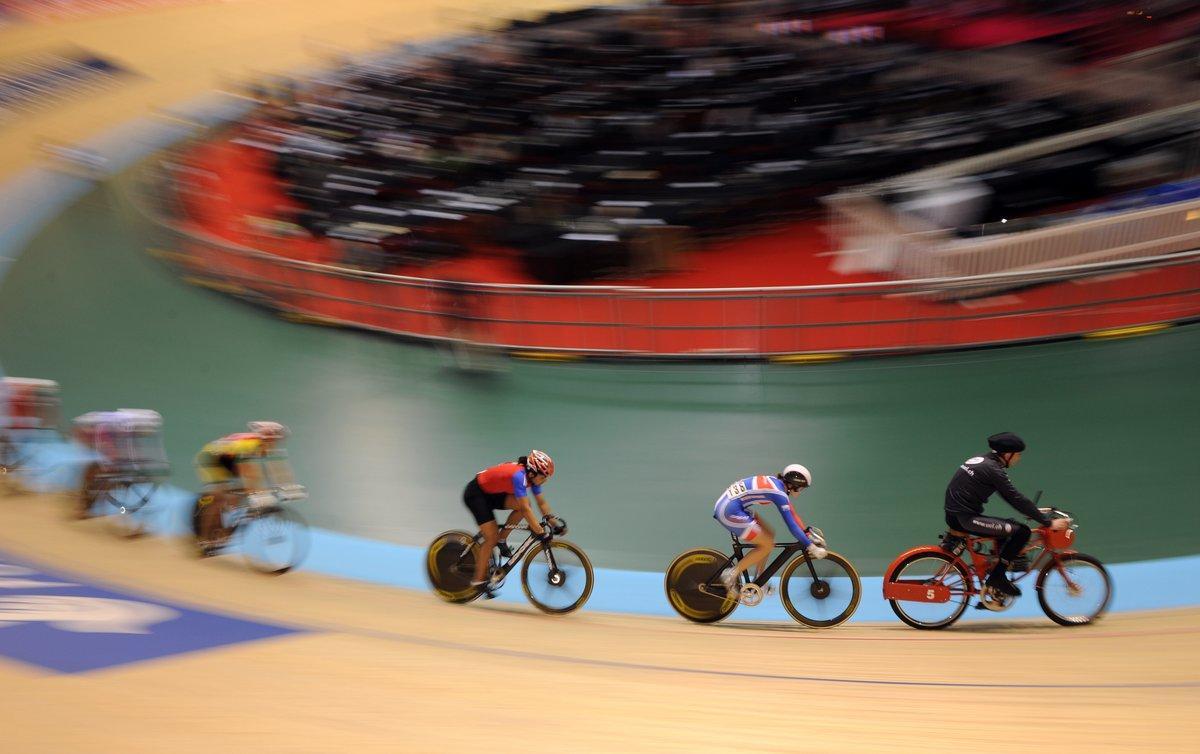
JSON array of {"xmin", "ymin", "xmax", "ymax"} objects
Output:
[
  {"xmin": 223, "ymin": 7, "xmax": 1083, "ymax": 281},
  {"xmin": 884, "ymin": 109, "xmax": 1200, "ymax": 237},
  {"xmin": 169, "ymin": 0, "xmax": 1198, "ymax": 283}
]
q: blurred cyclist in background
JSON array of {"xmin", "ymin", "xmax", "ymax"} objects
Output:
[
  {"xmin": 463, "ymin": 450, "xmax": 561, "ymax": 598},
  {"xmin": 713, "ymin": 464, "xmax": 826, "ymax": 596},
  {"xmin": 193, "ymin": 421, "xmax": 298, "ymax": 555},
  {"xmin": 944, "ymin": 432, "xmax": 1069, "ymax": 597}
]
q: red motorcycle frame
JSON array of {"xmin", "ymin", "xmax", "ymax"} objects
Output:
[{"xmin": 882, "ymin": 507, "xmax": 1111, "ymax": 629}]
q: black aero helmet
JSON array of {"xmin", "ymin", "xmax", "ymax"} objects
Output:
[{"xmin": 987, "ymin": 432, "xmax": 1026, "ymax": 453}]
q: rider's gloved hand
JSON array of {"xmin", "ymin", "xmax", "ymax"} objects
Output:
[
  {"xmin": 805, "ymin": 543, "xmax": 828, "ymax": 560},
  {"xmin": 550, "ymin": 518, "xmax": 567, "ymax": 536},
  {"xmin": 804, "ymin": 526, "xmax": 826, "ymax": 547}
]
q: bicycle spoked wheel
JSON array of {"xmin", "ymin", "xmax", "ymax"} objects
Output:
[
  {"xmin": 101, "ymin": 481, "xmax": 160, "ymax": 538},
  {"xmin": 1037, "ymin": 554, "xmax": 1111, "ymax": 626},
  {"xmin": 426, "ymin": 530, "xmax": 480, "ymax": 604},
  {"xmin": 887, "ymin": 551, "xmax": 973, "ymax": 630},
  {"xmin": 664, "ymin": 547, "xmax": 737, "ymax": 624},
  {"xmin": 779, "ymin": 552, "xmax": 861, "ymax": 628},
  {"xmin": 105, "ymin": 480, "xmax": 158, "ymax": 514},
  {"xmin": 521, "ymin": 540, "xmax": 593, "ymax": 614},
  {"xmin": 240, "ymin": 507, "xmax": 310, "ymax": 575}
]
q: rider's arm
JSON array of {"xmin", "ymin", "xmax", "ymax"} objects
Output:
[
  {"xmin": 236, "ymin": 457, "xmax": 267, "ymax": 492},
  {"xmin": 512, "ymin": 471, "xmax": 546, "ymax": 536},
  {"xmin": 263, "ymin": 452, "xmax": 295, "ymax": 487},
  {"xmin": 530, "ymin": 478, "xmax": 554, "ymax": 520},
  {"xmin": 988, "ymin": 465, "xmax": 1051, "ymax": 526},
  {"xmin": 533, "ymin": 491, "xmax": 553, "ymax": 519},
  {"xmin": 772, "ymin": 495, "xmax": 812, "ymax": 547},
  {"xmin": 514, "ymin": 494, "xmax": 545, "ymax": 535}
]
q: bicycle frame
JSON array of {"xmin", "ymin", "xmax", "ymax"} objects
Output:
[
  {"xmin": 885, "ymin": 525, "xmax": 1081, "ymax": 603},
  {"xmin": 698, "ymin": 534, "xmax": 820, "ymax": 595},
  {"xmin": 954, "ymin": 533, "xmax": 1056, "ymax": 592},
  {"xmin": 462, "ymin": 523, "xmax": 562, "ymax": 583}
]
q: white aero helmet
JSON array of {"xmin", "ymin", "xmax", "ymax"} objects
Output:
[
  {"xmin": 247, "ymin": 420, "xmax": 289, "ymax": 440},
  {"xmin": 116, "ymin": 408, "xmax": 162, "ymax": 431},
  {"xmin": 780, "ymin": 463, "xmax": 812, "ymax": 491}
]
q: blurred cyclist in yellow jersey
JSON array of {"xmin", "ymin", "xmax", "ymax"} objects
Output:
[{"xmin": 194, "ymin": 421, "xmax": 297, "ymax": 554}]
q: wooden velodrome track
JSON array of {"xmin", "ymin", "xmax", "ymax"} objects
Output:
[
  {"xmin": 1, "ymin": 2, "xmax": 1198, "ymax": 750},
  {"xmin": 1, "ymin": 490, "xmax": 1198, "ymax": 751}
]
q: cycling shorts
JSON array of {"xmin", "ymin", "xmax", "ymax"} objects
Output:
[
  {"xmin": 713, "ymin": 498, "xmax": 763, "ymax": 541},
  {"xmin": 463, "ymin": 477, "xmax": 509, "ymax": 526}
]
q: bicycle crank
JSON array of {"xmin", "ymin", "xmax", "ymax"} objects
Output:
[{"xmin": 738, "ymin": 583, "xmax": 764, "ymax": 607}]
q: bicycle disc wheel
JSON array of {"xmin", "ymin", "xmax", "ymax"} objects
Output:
[
  {"xmin": 779, "ymin": 551, "xmax": 861, "ymax": 628},
  {"xmin": 426, "ymin": 530, "xmax": 480, "ymax": 604},
  {"xmin": 521, "ymin": 539, "xmax": 593, "ymax": 614},
  {"xmin": 240, "ymin": 507, "xmax": 310, "ymax": 575},
  {"xmin": 1037, "ymin": 553, "xmax": 1111, "ymax": 626},
  {"xmin": 664, "ymin": 547, "xmax": 737, "ymax": 624},
  {"xmin": 887, "ymin": 551, "xmax": 973, "ymax": 630}
]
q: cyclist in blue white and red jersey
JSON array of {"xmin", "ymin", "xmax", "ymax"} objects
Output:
[
  {"xmin": 713, "ymin": 464, "xmax": 827, "ymax": 595},
  {"xmin": 463, "ymin": 450, "xmax": 561, "ymax": 597}
]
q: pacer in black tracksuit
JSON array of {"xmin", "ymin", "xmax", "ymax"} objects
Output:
[{"xmin": 944, "ymin": 432, "xmax": 1051, "ymax": 596}]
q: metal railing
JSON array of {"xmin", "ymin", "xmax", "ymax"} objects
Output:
[{"xmin": 144, "ymin": 210, "xmax": 1200, "ymax": 357}]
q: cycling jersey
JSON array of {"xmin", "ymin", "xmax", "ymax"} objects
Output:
[
  {"xmin": 713, "ymin": 474, "xmax": 811, "ymax": 546},
  {"xmin": 196, "ymin": 433, "xmax": 266, "ymax": 484},
  {"xmin": 944, "ymin": 451, "xmax": 1050, "ymax": 526},
  {"xmin": 476, "ymin": 462, "xmax": 542, "ymax": 499}
]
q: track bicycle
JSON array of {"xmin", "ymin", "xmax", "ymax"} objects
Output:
[
  {"xmin": 426, "ymin": 516, "xmax": 593, "ymax": 614},
  {"xmin": 190, "ymin": 485, "xmax": 311, "ymax": 574},
  {"xmin": 883, "ymin": 506, "xmax": 1111, "ymax": 629},
  {"xmin": 665, "ymin": 528, "xmax": 861, "ymax": 627},
  {"xmin": 78, "ymin": 460, "xmax": 170, "ymax": 536}
]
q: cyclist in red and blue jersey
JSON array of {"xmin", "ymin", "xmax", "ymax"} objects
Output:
[
  {"xmin": 713, "ymin": 464, "xmax": 827, "ymax": 595},
  {"xmin": 463, "ymin": 450, "xmax": 560, "ymax": 597}
]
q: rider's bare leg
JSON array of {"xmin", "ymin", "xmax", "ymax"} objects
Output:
[
  {"xmin": 734, "ymin": 527, "xmax": 775, "ymax": 582},
  {"xmin": 472, "ymin": 520, "xmax": 500, "ymax": 584}
]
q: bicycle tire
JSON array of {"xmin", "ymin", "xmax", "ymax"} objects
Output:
[
  {"xmin": 664, "ymin": 547, "xmax": 737, "ymax": 624},
  {"xmin": 103, "ymin": 489, "xmax": 152, "ymax": 539},
  {"xmin": 0, "ymin": 434, "xmax": 24, "ymax": 474},
  {"xmin": 521, "ymin": 539, "xmax": 593, "ymax": 615},
  {"xmin": 103, "ymin": 477, "xmax": 158, "ymax": 514},
  {"xmin": 1037, "ymin": 553, "xmax": 1111, "ymax": 626},
  {"xmin": 887, "ymin": 550, "xmax": 973, "ymax": 630},
  {"xmin": 240, "ymin": 506, "xmax": 310, "ymax": 575},
  {"xmin": 77, "ymin": 463, "xmax": 105, "ymax": 519},
  {"xmin": 426, "ymin": 530, "xmax": 480, "ymax": 604},
  {"xmin": 778, "ymin": 551, "xmax": 861, "ymax": 628}
]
